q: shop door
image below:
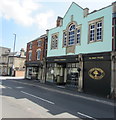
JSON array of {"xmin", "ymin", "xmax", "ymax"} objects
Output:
[
  {"xmin": 83, "ymin": 61, "xmax": 111, "ymax": 97},
  {"xmin": 66, "ymin": 63, "xmax": 79, "ymax": 88}
]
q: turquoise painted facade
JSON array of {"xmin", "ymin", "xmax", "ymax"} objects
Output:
[{"xmin": 47, "ymin": 2, "xmax": 113, "ymax": 57}]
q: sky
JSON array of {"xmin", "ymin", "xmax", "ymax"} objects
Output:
[{"xmin": 0, "ymin": 0, "xmax": 115, "ymax": 52}]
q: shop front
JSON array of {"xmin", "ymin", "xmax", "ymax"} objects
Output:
[
  {"xmin": 46, "ymin": 55, "xmax": 82, "ymax": 89},
  {"xmin": 83, "ymin": 52, "xmax": 111, "ymax": 97},
  {"xmin": 25, "ymin": 61, "xmax": 43, "ymax": 80}
]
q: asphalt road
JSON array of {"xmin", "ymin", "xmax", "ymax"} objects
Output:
[{"xmin": 0, "ymin": 77, "xmax": 115, "ymax": 119}]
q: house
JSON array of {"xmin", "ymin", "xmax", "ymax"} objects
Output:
[
  {"xmin": 0, "ymin": 46, "xmax": 11, "ymax": 76},
  {"xmin": 25, "ymin": 34, "xmax": 47, "ymax": 83},
  {"xmin": 46, "ymin": 2, "xmax": 116, "ymax": 97},
  {"xmin": 7, "ymin": 48, "xmax": 26, "ymax": 77}
]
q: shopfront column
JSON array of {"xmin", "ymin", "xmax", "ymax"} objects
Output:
[{"xmin": 78, "ymin": 54, "xmax": 83, "ymax": 92}]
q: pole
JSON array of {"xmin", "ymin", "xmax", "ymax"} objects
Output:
[
  {"xmin": 13, "ymin": 34, "xmax": 16, "ymax": 55},
  {"xmin": 12, "ymin": 33, "xmax": 16, "ymax": 76}
]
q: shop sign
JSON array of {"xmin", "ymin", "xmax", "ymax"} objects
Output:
[
  {"xmin": 83, "ymin": 53, "xmax": 111, "ymax": 61},
  {"xmin": 54, "ymin": 59, "xmax": 66, "ymax": 62},
  {"xmin": 88, "ymin": 56, "xmax": 104, "ymax": 60},
  {"xmin": 88, "ymin": 68, "xmax": 105, "ymax": 80}
]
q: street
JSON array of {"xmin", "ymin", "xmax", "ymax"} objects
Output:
[{"xmin": 0, "ymin": 77, "xmax": 115, "ymax": 119}]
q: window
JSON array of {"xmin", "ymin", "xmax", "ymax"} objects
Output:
[
  {"xmin": 37, "ymin": 50, "xmax": 41, "ymax": 60},
  {"xmin": 29, "ymin": 42, "xmax": 32, "ymax": 49},
  {"xmin": 29, "ymin": 52, "xmax": 32, "ymax": 61},
  {"xmin": 76, "ymin": 28, "xmax": 81, "ymax": 44},
  {"xmin": 68, "ymin": 24, "xmax": 76, "ymax": 46},
  {"xmin": 63, "ymin": 31, "xmax": 67, "ymax": 47},
  {"xmin": 89, "ymin": 24, "xmax": 95, "ymax": 42},
  {"xmin": 96, "ymin": 22, "xmax": 102, "ymax": 41},
  {"xmin": 51, "ymin": 34, "xmax": 58, "ymax": 49},
  {"xmin": 62, "ymin": 23, "xmax": 81, "ymax": 47},
  {"xmin": 38, "ymin": 40, "xmax": 42, "ymax": 47},
  {"xmin": 89, "ymin": 18, "xmax": 103, "ymax": 43}
]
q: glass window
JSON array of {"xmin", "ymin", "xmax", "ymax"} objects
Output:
[
  {"xmin": 29, "ymin": 42, "xmax": 32, "ymax": 49},
  {"xmin": 68, "ymin": 24, "xmax": 75, "ymax": 46},
  {"xmin": 63, "ymin": 31, "xmax": 67, "ymax": 47},
  {"xmin": 89, "ymin": 24, "xmax": 95, "ymax": 42},
  {"xmin": 51, "ymin": 34, "xmax": 58, "ymax": 49},
  {"xmin": 38, "ymin": 40, "xmax": 42, "ymax": 47},
  {"xmin": 37, "ymin": 50, "xmax": 41, "ymax": 60},
  {"xmin": 96, "ymin": 22, "xmax": 102, "ymax": 41},
  {"xmin": 29, "ymin": 52, "xmax": 32, "ymax": 61},
  {"xmin": 76, "ymin": 28, "xmax": 81, "ymax": 44},
  {"xmin": 89, "ymin": 19, "xmax": 103, "ymax": 43}
]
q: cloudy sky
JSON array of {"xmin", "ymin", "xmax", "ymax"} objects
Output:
[{"xmin": 0, "ymin": 0, "xmax": 114, "ymax": 52}]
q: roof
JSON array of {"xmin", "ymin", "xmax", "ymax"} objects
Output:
[
  {"xmin": 47, "ymin": 2, "xmax": 113, "ymax": 31},
  {"xmin": 27, "ymin": 34, "xmax": 47, "ymax": 44}
]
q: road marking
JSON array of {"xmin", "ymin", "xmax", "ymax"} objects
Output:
[
  {"xmin": 9, "ymin": 80, "xmax": 114, "ymax": 106},
  {"xmin": 0, "ymin": 84, "xmax": 12, "ymax": 89},
  {"xmin": 6, "ymin": 86, "xmax": 12, "ymax": 89},
  {"xmin": 0, "ymin": 85, "xmax": 6, "ymax": 88},
  {"xmin": 21, "ymin": 91, "xmax": 55, "ymax": 105},
  {"xmin": 77, "ymin": 112, "xmax": 97, "ymax": 120},
  {"xmin": 15, "ymin": 86, "xmax": 24, "ymax": 89},
  {"xmin": 57, "ymin": 86, "xmax": 65, "ymax": 88}
]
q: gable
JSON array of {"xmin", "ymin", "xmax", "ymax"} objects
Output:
[{"xmin": 63, "ymin": 2, "xmax": 83, "ymax": 28}]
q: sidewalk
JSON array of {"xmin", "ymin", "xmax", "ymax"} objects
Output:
[{"xmin": 3, "ymin": 77, "xmax": 115, "ymax": 107}]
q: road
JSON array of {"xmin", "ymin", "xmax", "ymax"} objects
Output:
[{"xmin": 0, "ymin": 77, "xmax": 115, "ymax": 119}]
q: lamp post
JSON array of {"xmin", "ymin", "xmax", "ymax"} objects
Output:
[
  {"xmin": 12, "ymin": 33, "xmax": 16, "ymax": 76},
  {"xmin": 13, "ymin": 33, "xmax": 16, "ymax": 55}
]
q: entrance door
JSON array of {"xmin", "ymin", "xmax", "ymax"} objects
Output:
[
  {"xmin": 83, "ymin": 60, "xmax": 111, "ymax": 97},
  {"xmin": 66, "ymin": 63, "xmax": 79, "ymax": 88}
]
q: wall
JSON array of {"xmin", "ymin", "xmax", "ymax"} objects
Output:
[
  {"xmin": 47, "ymin": 3, "xmax": 112, "ymax": 57},
  {"xmin": 26, "ymin": 37, "xmax": 46, "ymax": 62},
  {"xmin": 15, "ymin": 71, "xmax": 25, "ymax": 77},
  {"xmin": 8, "ymin": 56, "xmax": 26, "ymax": 70}
]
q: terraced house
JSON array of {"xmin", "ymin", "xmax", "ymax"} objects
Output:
[
  {"xmin": 25, "ymin": 34, "xmax": 47, "ymax": 83},
  {"xmin": 46, "ymin": 2, "xmax": 116, "ymax": 97}
]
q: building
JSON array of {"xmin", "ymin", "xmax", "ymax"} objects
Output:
[
  {"xmin": 0, "ymin": 47, "xmax": 11, "ymax": 76},
  {"xmin": 7, "ymin": 48, "xmax": 26, "ymax": 77},
  {"xmin": 46, "ymin": 2, "xmax": 116, "ymax": 97},
  {"xmin": 25, "ymin": 34, "xmax": 47, "ymax": 83}
]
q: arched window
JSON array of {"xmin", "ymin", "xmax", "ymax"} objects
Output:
[
  {"xmin": 68, "ymin": 23, "xmax": 76, "ymax": 46},
  {"xmin": 51, "ymin": 34, "xmax": 58, "ymax": 49}
]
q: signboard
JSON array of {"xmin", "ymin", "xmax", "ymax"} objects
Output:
[{"xmin": 83, "ymin": 52, "xmax": 111, "ymax": 96}]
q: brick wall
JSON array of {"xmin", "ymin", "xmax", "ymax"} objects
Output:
[
  {"xmin": 26, "ymin": 35, "xmax": 46, "ymax": 62},
  {"xmin": 15, "ymin": 71, "xmax": 25, "ymax": 77}
]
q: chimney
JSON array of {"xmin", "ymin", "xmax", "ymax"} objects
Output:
[
  {"xmin": 112, "ymin": 2, "xmax": 116, "ymax": 13},
  {"xmin": 20, "ymin": 48, "xmax": 25, "ymax": 57},
  {"xmin": 56, "ymin": 16, "xmax": 63, "ymax": 27},
  {"xmin": 83, "ymin": 8, "xmax": 89, "ymax": 17}
]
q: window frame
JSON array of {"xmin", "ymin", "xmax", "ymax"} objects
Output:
[
  {"xmin": 28, "ymin": 52, "xmax": 32, "ymax": 61},
  {"xmin": 89, "ymin": 23, "xmax": 95, "ymax": 43},
  {"xmin": 62, "ymin": 22, "xmax": 81, "ymax": 47},
  {"xmin": 96, "ymin": 21, "xmax": 103, "ymax": 41},
  {"xmin": 88, "ymin": 17, "xmax": 104, "ymax": 44},
  {"xmin": 75, "ymin": 25, "xmax": 81, "ymax": 45},
  {"xmin": 51, "ymin": 33, "xmax": 59, "ymax": 50},
  {"xmin": 63, "ymin": 30, "xmax": 67, "ymax": 47},
  {"xmin": 37, "ymin": 49, "xmax": 41, "ymax": 60},
  {"xmin": 29, "ymin": 42, "xmax": 32, "ymax": 49},
  {"xmin": 68, "ymin": 23, "xmax": 76, "ymax": 46},
  {"xmin": 38, "ymin": 40, "xmax": 42, "ymax": 47}
]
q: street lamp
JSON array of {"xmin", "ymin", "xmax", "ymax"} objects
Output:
[
  {"xmin": 12, "ymin": 33, "xmax": 16, "ymax": 76},
  {"xmin": 13, "ymin": 33, "xmax": 16, "ymax": 55}
]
